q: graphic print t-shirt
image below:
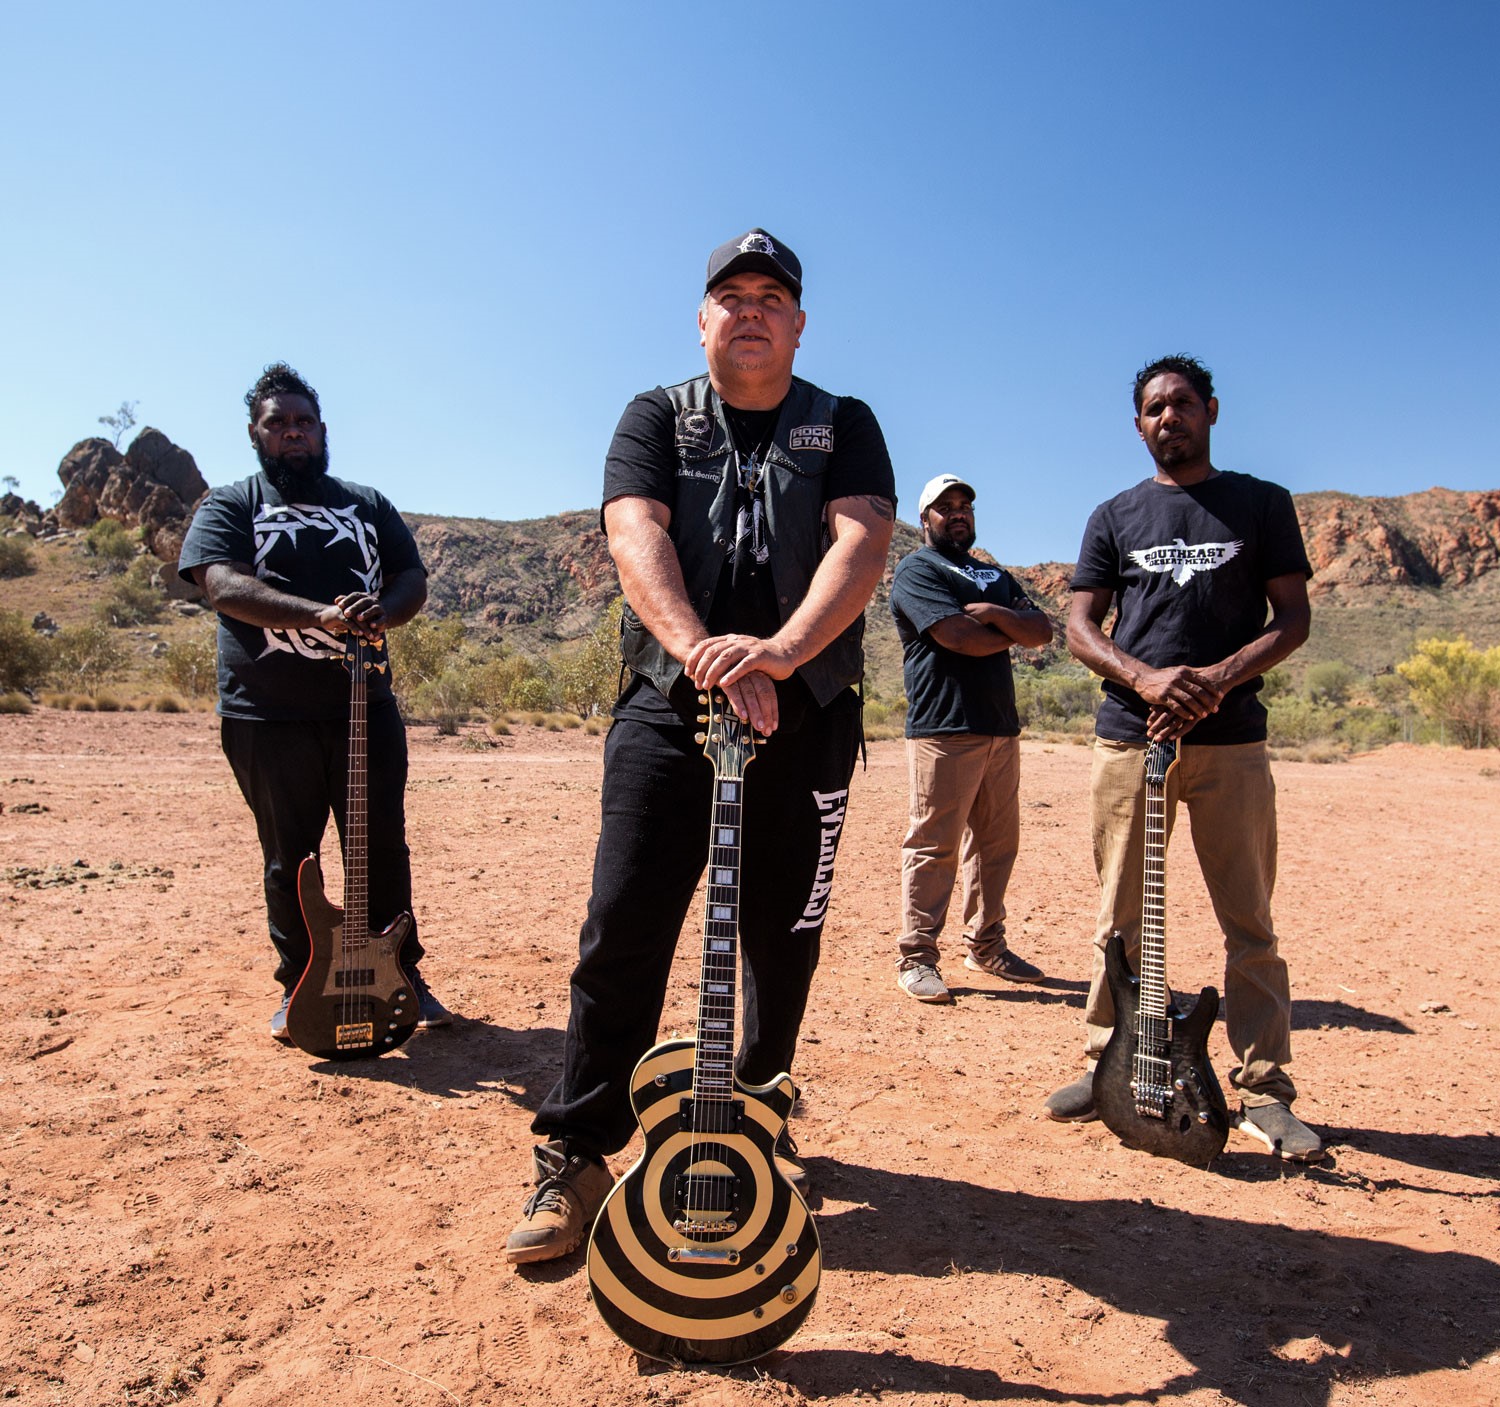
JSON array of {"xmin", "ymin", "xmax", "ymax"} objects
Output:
[
  {"xmin": 1071, "ymin": 471, "xmax": 1310, "ymax": 744},
  {"xmin": 890, "ymin": 546, "xmax": 1037, "ymax": 737},
  {"xmin": 178, "ymin": 473, "xmax": 426, "ymax": 721}
]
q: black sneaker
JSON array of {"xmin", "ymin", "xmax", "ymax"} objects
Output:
[
  {"xmin": 1043, "ymin": 1071, "xmax": 1097, "ymax": 1122},
  {"xmin": 775, "ymin": 1130, "xmax": 810, "ymax": 1195},
  {"xmin": 409, "ymin": 970, "xmax": 453, "ymax": 1029},
  {"xmin": 269, "ymin": 992, "xmax": 292, "ymax": 1044}
]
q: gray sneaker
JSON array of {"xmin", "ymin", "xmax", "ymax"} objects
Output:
[
  {"xmin": 1237, "ymin": 1102, "xmax": 1326, "ymax": 1163},
  {"xmin": 897, "ymin": 963, "xmax": 952, "ymax": 1003},
  {"xmin": 964, "ymin": 948, "xmax": 1044, "ymax": 983},
  {"xmin": 1043, "ymin": 1071, "xmax": 1098, "ymax": 1123}
]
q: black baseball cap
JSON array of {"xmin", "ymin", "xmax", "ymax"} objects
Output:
[{"xmin": 705, "ymin": 229, "xmax": 803, "ymax": 301}]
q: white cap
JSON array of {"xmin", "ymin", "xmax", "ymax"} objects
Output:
[{"xmin": 917, "ymin": 473, "xmax": 977, "ymax": 517}]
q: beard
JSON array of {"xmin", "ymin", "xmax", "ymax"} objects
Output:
[{"xmin": 257, "ymin": 434, "xmax": 331, "ymax": 500}]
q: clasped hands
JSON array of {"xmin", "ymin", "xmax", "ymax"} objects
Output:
[
  {"xmin": 684, "ymin": 633, "xmax": 798, "ymax": 737},
  {"xmin": 1138, "ymin": 664, "xmax": 1225, "ymax": 742},
  {"xmin": 317, "ymin": 592, "xmax": 388, "ymax": 642}
]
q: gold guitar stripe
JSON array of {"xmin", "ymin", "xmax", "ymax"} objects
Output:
[{"xmin": 587, "ymin": 1250, "xmax": 821, "ymax": 1340}]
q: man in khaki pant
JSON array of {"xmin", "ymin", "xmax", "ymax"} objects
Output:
[
  {"xmin": 890, "ymin": 474, "xmax": 1053, "ymax": 1003},
  {"xmin": 1043, "ymin": 355, "xmax": 1324, "ymax": 1162}
]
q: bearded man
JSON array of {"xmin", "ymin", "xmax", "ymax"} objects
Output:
[{"xmin": 179, "ymin": 362, "xmax": 450, "ymax": 1041}]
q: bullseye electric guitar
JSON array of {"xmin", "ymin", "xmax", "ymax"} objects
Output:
[
  {"xmin": 284, "ymin": 633, "xmax": 418, "ymax": 1061},
  {"xmin": 1095, "ymin": 738, "xmax": 1230, "ymax": 1167},
  {"xmin": 586, "ymin": 691, "xmax": 820, "ymax": 1365}
]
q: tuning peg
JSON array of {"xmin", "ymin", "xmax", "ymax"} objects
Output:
[
  {"xmin": 697, "ymin": 692, "xmax": 708, "ymax": 704},
  {"xmin": 696, "ymin": 714, "xmax": 708, "ymax": 723},
  {"xmin": 694, "ymin": 732, "xmax": 706, "ymax": 745}
]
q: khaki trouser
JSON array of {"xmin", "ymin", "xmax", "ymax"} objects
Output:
[
  {"xmin": 899, "ymin": 734, "xmax": 1021, "ymax": 969},
  {"xmin": 1085, "ymin": 737, "xmax": 1296, "ymax": 1107}
]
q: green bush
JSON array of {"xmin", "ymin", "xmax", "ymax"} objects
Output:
[
  {"xmin": 1015, "ymin": 666, "xmax": 1101, "ymax": 730},
  {"xmin": 50, "ymin": 621, "xmax": 129, "ymax": 696},
  {"xmin": 160, "ymin": 632, "xmax": 218, "ymax": 697},
  {"xmin": 95, "ymin": 558, "xmax": 164, "ymax": 627},
  {"xmin": 1304, "ymin": 660, "xmax": 1359, "ymax": 705},
  {"xmin": 0, "ymin": 609, "xmax": 51, "ymax": 692},
  {"xmin": 0, "ymin": 536, "xmax": 35, "ymax": 579},
  {"xmin": 412, "ymin": 667, "xmax": 475, "ymax": 735},
  {"xmin": 84, "ymin": 517, "xmax": 137, "ymax": 573}
]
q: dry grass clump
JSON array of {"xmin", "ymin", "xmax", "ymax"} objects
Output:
[{"xmin": 0, "ymin": 690, "xmax": 32, "ymax": 714}]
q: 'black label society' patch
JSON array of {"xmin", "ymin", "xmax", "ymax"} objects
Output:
[{"xmin": 789, "ymin": 424, "xmax": 833, "ymax": 453}]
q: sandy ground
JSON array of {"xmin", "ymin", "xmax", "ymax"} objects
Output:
[{"xmin": 1, "ymin": 710, "xmax": 1497, "ymax": 1407}]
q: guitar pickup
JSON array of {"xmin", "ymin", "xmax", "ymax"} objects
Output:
[
  {"xmin": 333, "ymin": 968, "xmax": 376, "ymax": 988},
  {"xmin": 678, "ymin": 1098, "xmax": 744, "ymax": 1131}
]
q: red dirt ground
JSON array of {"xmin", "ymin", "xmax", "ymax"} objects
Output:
[{"xmin": 2, "ymin": 710, "xmax": 1497, "ymax": 1407}]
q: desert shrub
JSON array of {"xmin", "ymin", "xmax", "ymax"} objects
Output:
[
  {"xmin": 1397, "ymin": 635, "xmax": 1500, "ymax": 748},
  {"xmin": 1304, "ymin": 660, "xmax": 1359, "ymax": 705},
  {"xmin": 1260, "ymin": 665, "xmax": 1292, "ymax": 699},
  {"xmin": 0, "ymin": 536, "xmax": 34, "ymax": 579},
  {"xmin": 1265, "ymin": 696, "xmax": 1340, "ymax": 748},
  {"xmin": 508, "ymin": 674, "xmax": 559, "ymax": 713},
  {"xmin": 1015, "ymin": 666, "xmax": 1101, "ymax": 730},
  {"xmin": 582, "ymin": 716, "xmax": 608, "ymax": 735},
  {"xmin": 1337, "ymin": 706, "xmax": 1402, "ymax": 751},
  {"xmin": 93, "ymin": 692, "xmax": 126, "ymax": 712},
  {"xmin": 0, "ymin": 608, "xmax": 51, "ymax": 692},
  {"xmin": 148, "ymin": 695, "xmax": 186, "ymax": 713},
  {"xmin": 160, "ymin": 632, "xmax": 218, "ymax": 697},
  {"xmin": 0, "ymin": 691, "xmax": 33, "ymax": 714},
  {"xmin": 387, "ymin": 614, "xmax": 468, "ymax": 713},
  {"xmin": 50, "ymin": 621, "xmax": 129, "ymax": 696},
  {"xmin": 411, "ymin": 667, "xmax": 475, "ymax": 735},
  {"xmin": 84, "ymin": 517, "xmax": 137, "ymax": 573},
  {"xmin": 95, "ymin": 558, "xmax": 164, "ymax": 627},
  {"xmin": 555, "ymin": 598, "xmax": 625, "ymax": 718}
]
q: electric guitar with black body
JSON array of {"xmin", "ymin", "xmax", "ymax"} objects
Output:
[
  {"xmin": 284, "ymin": 633, "xmax": 418, "ymax": 1061},
  {"xmin": 1095, "ymin": 738, "xmax": 1230, "ymax": 1166},
  {"xmin": 586, "ymin": 691, "xmax": 820, "ymax": 1365}
]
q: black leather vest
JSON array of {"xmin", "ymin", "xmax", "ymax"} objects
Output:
[{"xmin": 619, "ymin": 374, "xmax": 864, "ymax": 707}]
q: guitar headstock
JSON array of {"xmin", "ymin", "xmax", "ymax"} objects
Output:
[
  {"xmin": 696, "ymin": 692, "xmax": 760, "ymax": 779},
  {"xmin": 342, "ymin": 631, "xmax": 389, "ymax": 676},
  {"xmin": 1143, "ymin": 737, "xmax": 1179, "ymax": 786}
]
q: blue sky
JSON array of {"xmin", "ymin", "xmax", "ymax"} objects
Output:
[{"xmin": 3, "ymin": 1, "xmax": 1495, "ymax": 565}]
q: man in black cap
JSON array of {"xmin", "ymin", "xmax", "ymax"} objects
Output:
[
  {"xmin": 505, "ymin": 228, "xmax": 896, "ymax": 1264},
  {"xmin": 890, "ymin": 473, "xmax": 1052, "ymax": 1004}
]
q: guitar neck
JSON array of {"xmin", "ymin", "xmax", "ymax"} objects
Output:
[
  {"xmin": 1139, "ymin": 758, "xmax": 1172, "ymax": 1024},
  {"xmin": 694, "ymin": 769, "xmax": 743, "ymax": 1113},
  {"xmin": 344, "ymin": 636, "xmax": 368, "ymax": 940}
]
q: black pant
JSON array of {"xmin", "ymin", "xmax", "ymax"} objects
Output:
[
  {"xmin": 533, "ymin": 696, "xmax": 862, "ymax": 1157},
  {"xmin": 220, "ymin": 706, "xmax": 423, "ymax": 992}
]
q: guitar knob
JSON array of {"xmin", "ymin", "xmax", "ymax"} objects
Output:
[
  {"xmin": 1197, "ymin": 1111, "xmax": 1209, "ymax": 1124},
  {"xmin": 1174, "ymin": 1078, "xmax": 1185, "ymax": 1091}
]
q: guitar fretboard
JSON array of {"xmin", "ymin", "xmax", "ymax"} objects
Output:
[
  {"xmin": 343, "ymin": 636, "xmax": 368, "ymax": 945},
  {"xmin": 1134, "ymin": 740, "xmax": 1176, "ymax": 1116},
  {"xmin": 694, "ymin": 767, "xmax": 742, "ymax": 1128}
]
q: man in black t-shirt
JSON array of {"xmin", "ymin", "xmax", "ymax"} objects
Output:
[
  {"xmin": 506, "ymin": 230, "xmax": 896, "ymax": 1264},
  {"xmin": 1043, "ymin": 355, "xmax": 1323, "ymax": 1162},
  {"xmin": 889, "ymin": 474, "xmax": 1052, "ymax": 1003},
  {"xmin": 178, "ymin": 363, "xmax": 450, "ymax": 1043}
]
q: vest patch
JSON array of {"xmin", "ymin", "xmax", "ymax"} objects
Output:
[
  {"xmin": 675, "ymin": 407, "xmax": 715, "ymax": 455},
  {"xmin": 788, "ymin": 424, "xmax": 833, "ymax": 453}
]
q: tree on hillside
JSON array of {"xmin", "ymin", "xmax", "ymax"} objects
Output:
[
  {"xmin": 1396, "ymin": 636, "xmax": 1500, "ymax": 747},
  {"xmin": 98, "ymin": 400, "xmax": 139, "ymax": 449}
]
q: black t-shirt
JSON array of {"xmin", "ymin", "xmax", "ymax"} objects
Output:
[
  {"xmin": 178, "ymin": 472, "xmax": 426, "ymax": 722},
  {"xmin": 1071, "ymin": 470, "xmax": 1311, "ymax": 744},
  {"xmin": 890, "ymin": 545, "xmax": 1037, "ymax": 738},
  {"xmin": 604, "ymin": 386, "xmax": 894, "ymax": 729}
]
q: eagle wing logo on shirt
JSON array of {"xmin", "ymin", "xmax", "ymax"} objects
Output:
[{"xmin": 1128, "ymin": 537, "xmax": 1242, "ymax": 587}]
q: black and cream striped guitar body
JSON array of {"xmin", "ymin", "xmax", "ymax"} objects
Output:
[{"xmin": 586, "ymin": 691, "xmax": 821, "ymax": 1364}]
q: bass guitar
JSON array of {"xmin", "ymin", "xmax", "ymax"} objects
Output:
[
  {"xmin": 1095, "ymin": 738, "xmax": 1230, "ymax": 1167},
  {"xmin": 285, "ymin": 633, "xmax": 418, "ymax": 1061},
  {"xmin": 587, "ymin": 691, "xmax": 821, "ymax": 1365}
]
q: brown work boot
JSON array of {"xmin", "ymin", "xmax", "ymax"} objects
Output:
[{"xmin": 504, "ymin": 1140, "xmax": 614, "ymax": 1264}]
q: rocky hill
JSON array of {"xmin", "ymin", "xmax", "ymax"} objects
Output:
[
  {"xmin": 11, "ymin": 430, "xmax": 1500, "ymax": 691},
  {"xmin": 406, "ymin": 488, "xmax": 1500, "ymax": 683}
]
